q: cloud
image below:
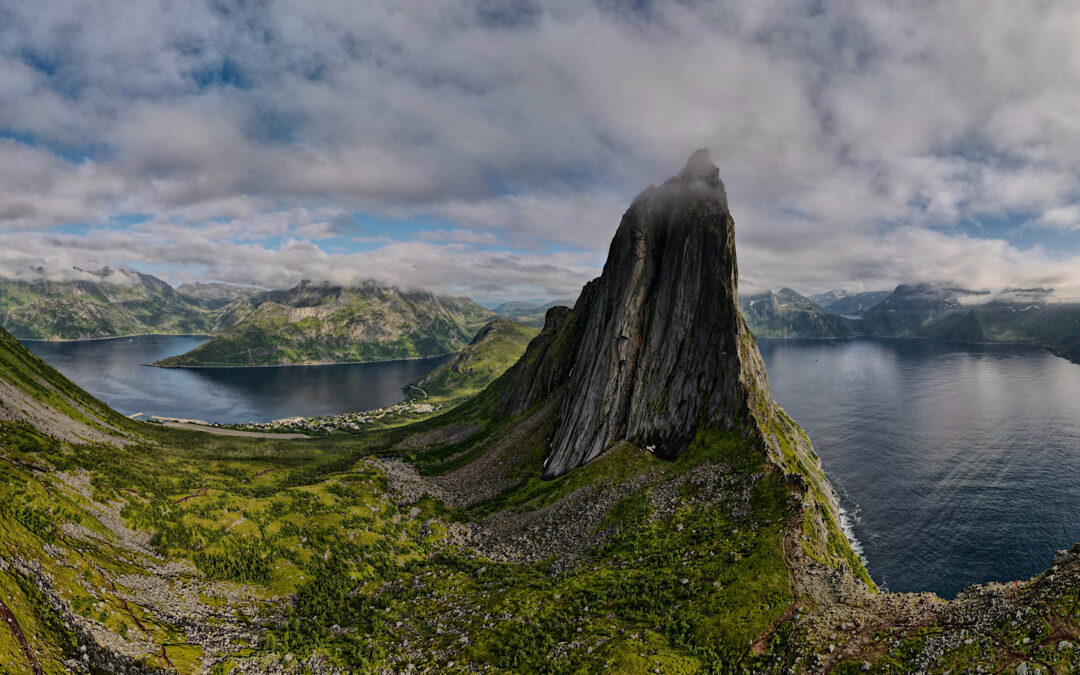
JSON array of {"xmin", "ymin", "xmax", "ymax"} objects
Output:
[
  {"xmin": 1030, "ymin": 205, "xmax": 1080, "ymax": 231},
  {"xmin": 417, "ymin": 229, "xmax": 500, "ymax": 245},
  {"xmin": 3, "ymin": 1, "xmax": 1080, "ymax": 298}
]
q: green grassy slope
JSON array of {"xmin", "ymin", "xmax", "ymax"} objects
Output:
[
  {"xmin": 1, "ymin": 314, "xmax": 1079, "ymax": 673},
  {"xmin": 0, "ymin": 324, "xmax": 800, "ymax": 672},
  {"xmin": 409, "ymin": 318, "xmax": 538, "ymax": 402},
  {"xmin": 0, "ymin": 329, "xmax": 138, "ymax": 444}
]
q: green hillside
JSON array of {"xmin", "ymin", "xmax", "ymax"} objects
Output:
[
  {"xmin": 410, "ymin": 318, "xmax": 538, "ymax": 402},
  {"xmin": 0, "ymin": 272, "xmax": 227, "ymax": 340},
  {"xmin": 155, "ymin": 281, "xmax": 496, "ymax": 367},
  {"xmin": 0, "ymin": 323, "xmax": 849, "ymax": 673}
]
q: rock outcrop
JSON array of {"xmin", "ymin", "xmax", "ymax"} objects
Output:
[{"xmin": 501, "ymin": 149, "xmax": 774, "ymax": 478}]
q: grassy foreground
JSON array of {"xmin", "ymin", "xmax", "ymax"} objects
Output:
[
  {"xmin": 4, "ymin": 322, "xmax": 1077, "ymax": 674},
  {"xmin": 0, "ymin": 392, "xmax": 802, "ymax": 673}
]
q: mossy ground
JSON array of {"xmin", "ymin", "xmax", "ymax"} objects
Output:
[{"xmin": 0, "ymin": 387, "xmax": 808, "ymax": 674}]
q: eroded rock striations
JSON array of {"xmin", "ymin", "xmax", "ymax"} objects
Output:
[{"xmin": 501, "ymin": 149, "xmax": 774, "ymax": 478}]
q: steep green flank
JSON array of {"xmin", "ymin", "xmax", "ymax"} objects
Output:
[
  {"xmin": 0, "ymin": 327, "xmax": 137, "ymax": 442},
  {"xmin": 155, "ymin": 282, "xmax": 495, "ymax": 367},
  {"xmin": 409, "ymin": 318, "xmax": 538, "ymax": 403}
]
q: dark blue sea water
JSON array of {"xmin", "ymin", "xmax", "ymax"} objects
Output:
[
  {"xmin": 758, "ymin": 338, "xmax": 1080, "ymax": 597},
  {"xmin": 22, "ymin": 335, "xmax": 451, "ymax": 424}
]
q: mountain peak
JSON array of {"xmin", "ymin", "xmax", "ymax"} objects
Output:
[
  {"xmin": 677, "ymin": 147, "xmax": 723, "ymax": 188},
  {"xmin": 500, "ymin": 151, "xmax": 771, "ymax": 478},
  {"xmin": 645, "ymin": 148, "xmax": 728, "ymax": 211}
]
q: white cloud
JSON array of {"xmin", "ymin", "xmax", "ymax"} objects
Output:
[{"xmin": 3, "ymin": 1, "xmax": 1080, "ymax": 297}]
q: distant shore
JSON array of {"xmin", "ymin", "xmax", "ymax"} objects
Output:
[
  {"xmin": 148, "ymin": 351, "xmax": 456, "ymax": 369},
  {"xmin": 754, "ymin": 334, "xmax": 1075, "ymax": 364},
  {"xmin": 19, "ymin": 333, "xmax": 212, "ymax": 343},
  {"xmin": 161, "ymin": 421, "xmax": 310, "ymax": 439}
]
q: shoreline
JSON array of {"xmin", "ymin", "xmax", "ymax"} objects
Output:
[
  {"xmin": 19, "ymin": 333, "xmax": 212, "ymax": 343},
  {"xmin": 147, "ymin": 351, "xmax": 457, "ymax": 369},
  {"xmin": 755, "ymin": 333, "xmax": 1047, "ymax": 350},
  {"xmin": 756, "ymin": 334, "xmax": 1079, "ymax": 366}
]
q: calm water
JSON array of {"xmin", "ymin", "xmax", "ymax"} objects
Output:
[
  {"xmin": 759, "ymin": 338, "xmax": 1080, "ymax": 597},
  {"xmin": 22, "ymin": 335, "xmax": 451, "ymax": 424}
]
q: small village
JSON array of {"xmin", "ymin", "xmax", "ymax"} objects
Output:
[{"xmin": 216, "ymin": 398, "xmax": 442, "ymax": 435}]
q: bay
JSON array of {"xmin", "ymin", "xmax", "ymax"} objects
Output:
[{"xmin": 22, "ymin": 335, "xmax": 451, "ymax": 424}]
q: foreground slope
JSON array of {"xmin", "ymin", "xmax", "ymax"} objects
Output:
[
  {"xmin": 155, "ymin": 280, "xmax": 495, "ymax": 367},
  {"xmin": 0, "ymin": 152, "xmax": 1079, "ymax": 674}
]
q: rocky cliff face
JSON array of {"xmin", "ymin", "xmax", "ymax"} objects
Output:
[{"xmin": 501, "ymin": 149, "xmax": 774, "ymax": 478}]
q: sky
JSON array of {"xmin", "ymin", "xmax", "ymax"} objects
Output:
[{"xmin": 4, "ymin": 1, "xmax": 1080, "ymax": 303}]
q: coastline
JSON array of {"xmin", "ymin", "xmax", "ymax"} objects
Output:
[
  {"xmin": 19, "ymin": 333, "xmax": 212, "ymax": 343},
  {"xmin": 755, "ymin": 333, "xmax": 1050, "ymax": 350},
  {"xmin": 147, "ymin": 351, "xmax": 457, "ymax": 369}
]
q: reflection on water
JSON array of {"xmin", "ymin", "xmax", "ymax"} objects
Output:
[
  {"xmin": 759, "ymin": 338, "xmax": 1080, "ymax": 597},
  {"xmin": 23, "ymin": 335, "xmax": 452, "ymax": 424}
]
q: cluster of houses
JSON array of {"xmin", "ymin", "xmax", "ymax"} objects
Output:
[{"xmin": 218, "ymin": 399, "xmax": 441, "ymax": 434}]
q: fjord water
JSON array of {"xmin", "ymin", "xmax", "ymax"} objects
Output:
[
  {"xmin": 759, "ymin": 338, "xmax": 1080, "ymax": 598},
  {"xmin": 22, "ymin": 335, "xmax": 451, "ymax": 423}
]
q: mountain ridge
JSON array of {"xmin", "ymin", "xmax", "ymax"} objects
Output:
[
  {"xmin": 741, "ymin": 287, "xmax": 862, "ymax": 338},
  {"xmin": 155, "ymin": 280, "xmax": 496, "ymax": 367},
  {"xmin": 0, "ymin": 272, "xmax": 224, "ymax": 340}
]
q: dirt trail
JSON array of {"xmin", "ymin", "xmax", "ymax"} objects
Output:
[
  {"xmin": 0, "ymin": 597, "xmax": 44, "ymax": 675},
  {"xmin": 174, "ymin": 488, "xmax": 207, "ymax": 504}
]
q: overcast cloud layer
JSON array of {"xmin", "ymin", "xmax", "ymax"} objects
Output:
[{"xmin": 3, "ymin": 1, "xmax": 1080, "ymax": 301}]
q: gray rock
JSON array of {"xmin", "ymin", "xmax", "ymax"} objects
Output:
[{"xmin": 499, "ymin": 149, "xmax": 774, "ymax": 478}]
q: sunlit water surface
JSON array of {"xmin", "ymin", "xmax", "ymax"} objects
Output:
[{"xmin": 759, "ymin": 338, "xmax": 1080, "ymax": 597}]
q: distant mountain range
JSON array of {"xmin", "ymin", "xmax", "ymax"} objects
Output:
[
  {"xmin": 740, "ymin": 288, "xmax": 859, "ymax": 338},
  {"xmin": 0, "ymin": 270, "xmax": 262, "ymax": 340},
  {"xmin": 0, "ymin": 270, "xmax": 560, "ymax": 368},
  {"xmin": 809, "ymin": 289, "xmax": 893, "ymax": 316},
  {"xmin": 743, "ymin": 283, "xmax": 1080, "ymax": 363},
  {"xmin": 154, "ymin": 280, "xmax": 496, "ymax": 367},
  {"xmin": 175, "ymin": 281, "xmax": 265, "ymax": 309},
  {"xmin": 492, "ymin": 298, "xmax": 576, "ymax": 326}
]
